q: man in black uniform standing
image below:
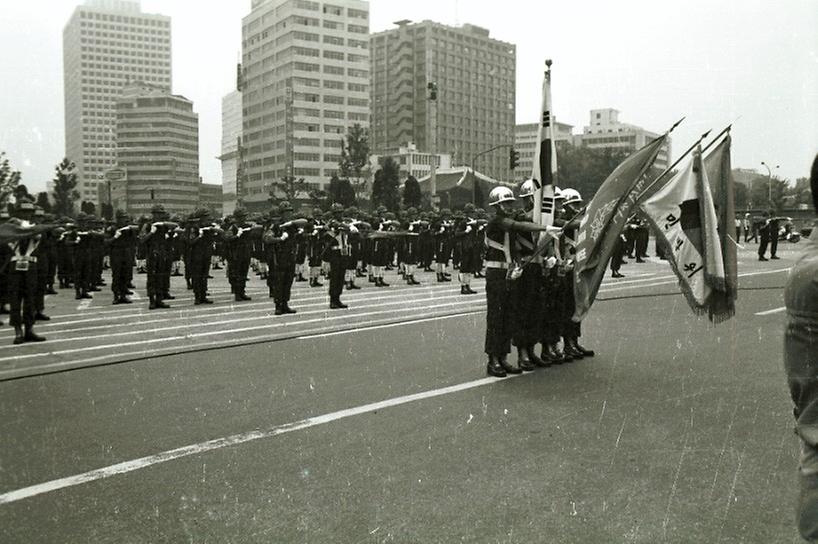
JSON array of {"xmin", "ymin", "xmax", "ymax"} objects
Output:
[
  {"xmin": 187, "ymin": 208, "xmax": 218, "ymax": 305},
  {"xmin": 5, "ymin": 198, "xmax": 47, "ymax": 344},
  {"xmin": 264, "ymin": 202, "xmax": 302, "ymax": 315},
  {"xmin": 224, "ymin": 207, "xmax": 255, "ymax": 301},
  {"xmin": 139, "ymin": 204, "xmax": 176, "ymax": 310},
  {"xmin": 106, "ymin": 209, "xmax": 137, "ymax": 304}
]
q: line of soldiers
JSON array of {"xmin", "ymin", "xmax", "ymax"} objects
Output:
[{"xmin": 482, "ymin": 183, "xmax": 595, "ymax": 378}]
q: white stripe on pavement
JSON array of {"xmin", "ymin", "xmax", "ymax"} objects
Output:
[
  {"xmin": 298, "ymin": 311, "xmax": 483, "ymax": 339},
  {"xmin": 0, "ymin": 292, "xmax": 479, "ymax": 350},
  {"xmin": 755, "ymin": 306, "xmax": 786, "ymax": 316},
  {"xmin": 0, "ymin": 299, "xmax": 486, "ymax": 364},
  {"xmin": 0, "ymin": 310, "xmax": 485, "ymax": 379},
  {"xmin": 0, "ymin": 373, "xmax": 519, "ymax": 505},
  {"xmin": 2, "ymin": 282, "xmax": 480, "ymax": 335}
]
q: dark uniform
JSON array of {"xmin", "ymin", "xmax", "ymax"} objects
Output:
[
  {"xmin": 106, "ymin": 211, "xmax": 138, "ymax": 304},
  {"xmin": 139, "ymin": 205, "xmax": 176, "ymax": 309},
  {"xmin": 263, "ymin": 203, "xmax": 301, "ymax": 314},
  {"xmin": 223, "ymin": 208, "xmax": 255, "ymax": 301},
  {"xmin": 186, "ymin": 208, "xmax": 217, "ymax": 305},
  {"xmin": 4, "ymin": 199, "xmax": 47, "ymax": 344},
  {"xmin": 323, "ymin": 221, "xmax": 352, "ymax": 308}
]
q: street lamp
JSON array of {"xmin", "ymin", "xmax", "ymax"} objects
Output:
[{"xmin": 760, "ymin": 161, "xmax": 779, "ymax": 204}]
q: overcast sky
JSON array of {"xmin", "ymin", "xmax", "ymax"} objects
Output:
[{"xmin": 0, "ymin": 0, "xmax": 816, "ymax": 194}]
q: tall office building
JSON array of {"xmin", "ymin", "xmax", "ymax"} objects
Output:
[
  {"xmin": 240, "ymin": 0, "xmax": 371, "ymax": 210},
  {"xmin": 514, "ymin": 121, "xmax": 575, "ymax": 182},
  {"xmin": 370, "ymin": 20, "xmax": 516, "ymax": 182},
  {"xmin": 63, "ymin": 0, "xmax": 171, "ymax": 205},
  {"xmin": 113, "ymin": 82, "xmax": 199, "ymax": 216},
  {"xmin": 219, "ymin": 90, "xmax": 242, "ymax": 215}
]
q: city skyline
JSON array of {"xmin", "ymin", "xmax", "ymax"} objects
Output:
[{"xmin": 0, "ymin": 0, "xmax": 816, "ymax": 195}]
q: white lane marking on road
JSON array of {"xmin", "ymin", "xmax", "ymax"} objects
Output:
[
  {"xmin": 755, "ymin": 306, "xmax": 785, "ymax": 316},
  {"xmin": 0, "ymin": 293, "xmax": 476, "ymax": 350},
  {"xmin": 601, "ymin": 267, "xmax": 790, "ymax": 293},
  {"xmin": 0, "ymin": 373, "xmax": 520, "ymax": 505},
  {"xmin": 298, "ymin": 311, "xmax": 483, "ymax": 339},
  {"xmin": 0, "ymin": 300, "xmax": 485, "ymax": 363},
  {"xmin": 1, "ymin": 283, "xmax": 478, "ymax": 335},
  {"xmin": 38, "ymin": 279, "xmax": 477, "ymax": 322},
  {"xmin": 0, "ymin": 310, "xmax": 486, "ymax": 379},
  {"xmin": 76, "ymin": 299, "xmax": 92, "ymax": 311}
]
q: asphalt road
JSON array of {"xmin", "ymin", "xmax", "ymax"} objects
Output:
[{"xmin": 0, "ymin": 242, "xmax": 805, "ymax": 543}]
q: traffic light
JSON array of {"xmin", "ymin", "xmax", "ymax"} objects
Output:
[
  {"xmin": 427, "ymin": 81, "xmax": 438, "ymax": 101},
  {"xmin": 509, "ymin": 148, "xmax": 520, "ymax": 170}
]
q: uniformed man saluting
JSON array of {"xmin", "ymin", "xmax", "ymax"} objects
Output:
[{"xmin": 3, "ymin": 197, "xmax": 48, "ymax": 344}]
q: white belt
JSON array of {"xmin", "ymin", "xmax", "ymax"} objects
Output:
[
  {"xmin": 11, "ymin": 256, "xmax": 37, "ymax": 263},
  {"xmin": 485, "ymin": 261, "xmax": 509, "ymax": 269}
]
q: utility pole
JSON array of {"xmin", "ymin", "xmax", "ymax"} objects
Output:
[{"xmin": 761, "ymin": 161, "xmax": 779, "ymax": 206}]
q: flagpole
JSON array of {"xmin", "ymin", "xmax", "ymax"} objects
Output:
[
  {"xmin": 635, "ymin": 129, "xmax": 711, "ymax": 204},
  {"xmin": 701, "ymin": 124, "xmax": 732, "ymax": 156}
]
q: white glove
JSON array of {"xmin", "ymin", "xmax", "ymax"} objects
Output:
[
  {"xmin": 544, "ymin": 256, "xmax": 557, "ymax": 269},
  {"xmin": 465, "ymin": 225, "xmax": 473, "ymax": 234},
  {"xmin": 281, "ymin": 231, "xmax": 289, "ymax": 241},
  {"xmin": 349, "ymin": 224, "xmax": 359, "ymax": 234},
  {"xmin": 150, "ymin": 225, "xmax": 158, "ymax": 234}
]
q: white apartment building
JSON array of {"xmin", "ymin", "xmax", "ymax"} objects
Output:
[
  {"xmin": 371, "ymin": 142, "xmax": 452, "ymax": 181},
  {"xmin": 63, "ymin": 0, "xmax": 172, "ymax": 205},
  {"xmin": 574, "ymin": 108, "xmax": 671, "ymax": 170},
  {"xmin": 240, "ymin": 0, "xmax": 370, "ymax": 211}
]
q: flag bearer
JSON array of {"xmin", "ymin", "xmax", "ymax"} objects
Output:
[{"xmin": 484, "ymin": 187, "xmax": 553, "ymax": 378}]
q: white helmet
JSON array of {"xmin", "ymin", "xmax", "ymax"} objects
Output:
[
  {"xmin": 562, "ymin": 188, "xmax": 582, "ymax": 206},
  {"xmin": 518, "ymin": 178, "xmax": 540, "ymax": 199},
  {"xmin": 488, "ymin": 186, "xmax": 516, "ymax": 207}
]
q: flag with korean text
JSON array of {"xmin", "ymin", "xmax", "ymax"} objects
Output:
[
  {"xmin": 640, "ymin": 145, "xmax": 730, "ymax": 319},
  {"xmin": 572, "ymin": 135, "xmax": 667, "ymax": 322}
]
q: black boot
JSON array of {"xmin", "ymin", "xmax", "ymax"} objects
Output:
[
  {"xmin": 34, "ymin": 312, "xmax": 50, "ymax": 321},
  {"xmin": 348, "ymin": 281, "xmax": 361, "ymax": 290},
  {"xmin": 563, "ymin": 340, "xmax": 584, "ymax": 360},
  {"xmin": 24, "ymin": 327, "xmax": 46, "ymax": 343},
  {"xmin": 408, "ymin": 275, "xmax": 420, "ymax": 285},
  {"xmin": 517, "ymin": 347, "xmax": 536, "ymax": 372},
  {"xmin": 499, "ymin": 356, "xmax": 522, "ymax": 375},
  {"xmin": 529, "ymin": 347, "xmax": 550, "ymax": 368},
  {"xmin": 368, "ymin": 274, "xmax": 376, "ymax": 283},
  {"xmin": 330, "ymin": 299, "xmax": 348, "ymax": 309},
  {"xmin": 573, "ymin": 340, "xmax": 595, "ymax": 357},
  {"xmin": 274, "ymin": 303, "xmax": 284, "ymax": 316},
  {"xmin": 283, "ymin": 304, "xmax": 297, "ymax": 314},
  {"xmin": 148, "ymin": 295, "xmax": 158, "ymax": 310},
  {"xmin": 13, "ymin": 326, "xmax": 25, "ymax": 345},
  {"xmin": 487, "ymin": 356, "xmax": 507, "ymax": 378}
]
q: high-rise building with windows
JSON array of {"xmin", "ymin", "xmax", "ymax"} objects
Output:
[
  {"xmin": 240, "ymin": 0, "xmax": 370, "ymax": 211},
  {"xmin": 370, "ymin": 20, "xmax": 516, "ymax": 182},
  {"xmin": 113, "ymin": 82, "xmax": 199, "ymax": 216},
  {"xmin": 513, "ymin": 121, "xmax": 575, "ymax": 182},
  {"xmin": 219, "ymin": 90, "xmax": 242, "ymax": 215},
  {"xmin": 63, "ymin": 0, "xmax": 172, "ymax": 205}
]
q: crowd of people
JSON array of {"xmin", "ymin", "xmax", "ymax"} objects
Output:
[{"xmin": 0, "ymin": 186, "xmax": 600, "ymax": 371}]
